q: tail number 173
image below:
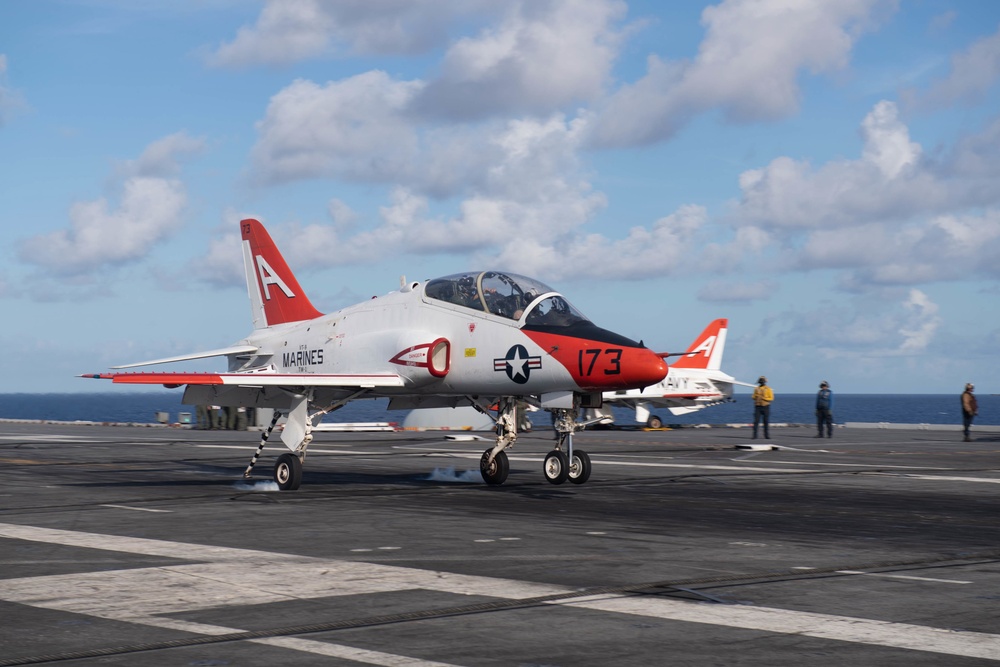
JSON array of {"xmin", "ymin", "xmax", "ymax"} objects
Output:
[{"xmin": 577, "ymin": 348, "xmax": 622, "ymax": 376}]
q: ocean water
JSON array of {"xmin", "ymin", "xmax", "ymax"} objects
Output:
[{"xmin": 0, "ymin": 392, "xmax": 996, "ymax": 427}]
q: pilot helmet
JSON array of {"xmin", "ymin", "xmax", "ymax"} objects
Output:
[{"xmin": 458, "ymin": 275, "xmax": 476, "ymax": 295}]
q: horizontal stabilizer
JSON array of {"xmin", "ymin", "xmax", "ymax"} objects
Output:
[{"xmin": 110, "ymin": 345, "xmax": 260, "ymax": 369}]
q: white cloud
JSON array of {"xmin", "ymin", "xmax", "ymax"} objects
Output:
[
  {"xmin": 725, "ymin": 100, "xmax": 1000, "ymax": 289},
  {"xmin": 860, "ymin": 100, "xmax": 920, "ymax": 178},
  {"xmin": 18, "ymin": 134, "xmax": 197, "ymax": 275},
  {"xmin": 250, "ymin": 73, "xmax": 426, "ymax": 186},
  {"xmin": 19, "ymin": 177, "xmax": 187, "ymax": 275},
  {"xmin": 588, "ymin": 0, "xmax": 895, "ymax": 147},
  {"xmin": 237, "ymin": 106, "xmax": 715, "ymax": 282},
  {"xmin": 831, "ymin": 210, "xmax": 1000, "ymax": 288},
  {"xmin": 411, "ymin": 0, "xmax": 626, "ymax": 120},
  {"xmin": 0, "ymin": 53, "xmax": 26, "ymax": 127},
  {"xmin": 191, "ymin": 229, "xmax": 243, "ymax": 288},
  {"xmin": 207, "ymin": 0, "xmax": 489, "ymax": 67},
  {"xmin": 235, "ymin": 3, "xmax": 1000, "ymax": 295},
  {"xmin": 898, "ymin": 288, "xmax": 941, "ymax": 353},
  {"xmin": 250, "ymin": 78, "xmax": 590, "ymax": 197},
  {"xmin": 327, "ymin": 198, "xmax": 357, "ymax": 229},
  {"xmin": 243, "ymin": 115, "xmax": 707, "ymax": 278},
  {"xmin": 735, "ymin": 101, "xmax": 942, "ymax": 229},
  {"xmin": 121, "ymin": 131, "xmax": 205, "ymax": 178},
  {"xmin": 246, "ymin": 1, "xmax": 627, "ymax": 187},
  {"xmin": 911, "ymin": 24, "xmax": 1000, "ymax": 109},
  {"xmin": 767, "ymin": 289, "xmax": 942, "ymax": 358},
  {"xmin": 698, "ymin": 279, "xmax": 777, "ymax": 303}
]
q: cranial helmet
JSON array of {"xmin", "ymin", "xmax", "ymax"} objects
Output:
[{"xmin": 758, "ymin": 376, "xmax": 767, "ymax": 385}]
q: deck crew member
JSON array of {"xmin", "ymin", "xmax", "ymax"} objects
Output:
[
  {"xmin": 752, "ymin": 376, "xmax": 773, "ymax": 439},
  {"xmin": 961, "ymin": 383, "xmax": 978, "ymax": 442},
  {"xmin": 816, "ymin": 381, "xmax": 833, "ymax": 438}
]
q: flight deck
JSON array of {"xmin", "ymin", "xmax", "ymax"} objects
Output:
[{"xmin": 1, "ymin": 422, "xmax": 999, "ymax": 666}]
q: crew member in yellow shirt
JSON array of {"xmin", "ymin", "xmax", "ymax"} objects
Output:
[{"xmin": 752, "ymin": 376, "xmax": 774, "ymax": 439}]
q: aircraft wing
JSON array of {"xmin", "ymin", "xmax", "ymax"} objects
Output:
[{"xmin": 82, "ymin": 372, "xmax": 406, "ymax": 388}]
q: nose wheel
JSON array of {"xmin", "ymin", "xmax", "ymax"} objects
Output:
[
  {"xmin": 544, "ymin": 448, "xmax": 592, "ymax": 485},
  {"xmin": 543, "ymin": 450, "xmax": 569, "ymax": 484},
  {"xmin": 568, "ymin": 449, "xmax": 592, "ymax": 484}
]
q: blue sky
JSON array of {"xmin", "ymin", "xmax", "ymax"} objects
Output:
[{"xmin": 1, "ymin": 0, "xmax": 998, "ymax": 394}]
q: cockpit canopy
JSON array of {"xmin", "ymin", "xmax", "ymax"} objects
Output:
[{"xmin": 424, "ymin": 271, "xmax": 589, "ymax": 327}]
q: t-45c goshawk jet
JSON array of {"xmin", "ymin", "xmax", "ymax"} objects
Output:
[
  {"xmin": 597, "ymin": 318, "xmax": 753, "ymax": 428},
  {"xmin": 85, "ymin": 219, "xmax": 668, "ymax": 490}
]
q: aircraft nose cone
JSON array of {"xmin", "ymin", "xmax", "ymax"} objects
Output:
[{"xmin": 628, "ymin": 349, "xmax": 668, "ymax": 388}]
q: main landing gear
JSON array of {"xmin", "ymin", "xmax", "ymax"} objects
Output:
[
  {"xmin": 478, "ymin": 397, "xmax": 516, "ymax": 486},
  {"xmin": 242, "ymin": 407, "xmax": 307, "ymax": 491},
  {"xmin": 476, "ymin": 399, "xmax": 594, "ymax": 486},
  {"xmin": 242, "ymin": 390, "xmax": 369, "ymax": 491}
]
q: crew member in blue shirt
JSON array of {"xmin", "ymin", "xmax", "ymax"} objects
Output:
[{"xmin": 816, "ymin": 381, "xmax": 833, "ymax": 438}]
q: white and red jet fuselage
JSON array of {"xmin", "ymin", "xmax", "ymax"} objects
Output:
[{"xmin": 87, "ymin": 219, "xmax": 668, "ymax": 489}]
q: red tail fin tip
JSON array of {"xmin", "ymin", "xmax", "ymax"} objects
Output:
[{"xmin": 670, "ymin": 318, "xmax": 727, "ymax": 370}]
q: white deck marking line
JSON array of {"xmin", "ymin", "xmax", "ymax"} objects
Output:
[
  {"xmin": 91, "ymin": 614, "xmax": 464, "ymax": 666},
  {"xmin": 196, "ymin": 445, "xmax": 366, "ymax": 455},
  {"xmin": 836, "ymin": 570, "xmax": 972, "ymax": 584},
  {"xmin": 1, "ymin": 522, "xmax": 998, "ymax": 661},
  {"xmin": 257, "ymin": 637, "xmax": 463, "ymax": 666},
  {"xmin": 902, "ymin": 475, "xmax": 1000, "ymax": 484},
  {"xmin": 510, "ymin": 458, "xmax": 820, "ymax": 473},
  {"xmin": 556, "ymin": 594, "xmax": 1000, "ymax": 662},
  {"xmin": 423, "ymin": 454, "xmax": 989, "ymax": 478},
  {"xmin": 0, "ymin": 435, "xmax": 103, "ymax": 442},
  {"xmin": 100, "ymin": 504, "xmax": 172, "ymax": 513},
  {"xmin": 748, "ymin": 461, "xmax": 951, "ymax": 470}
]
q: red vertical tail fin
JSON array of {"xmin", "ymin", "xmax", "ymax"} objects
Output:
[
  {"xmin": 670, "ymin": 318, "xmax": 727, "ymax": 370},
  {"xmin": 241, "ymin": 218, "xmax": 323, "ymax": 329}
]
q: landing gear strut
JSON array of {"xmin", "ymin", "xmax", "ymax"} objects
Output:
[
  {"xmin": 548, "ymin": 408, "xmax": 593, "ymax": 485},
  {"xmin": 478, "ymin": 397, "xmax": 518, "ymax": 485},
  {"xmin": 474, "ymin": 398, "xmax": 598, "ymax": 486},
  {"xmin": 241, "ymin": 389, "xmax": 370, "ymax": 491}
]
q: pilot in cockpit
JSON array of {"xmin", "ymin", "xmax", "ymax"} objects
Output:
[{"xmin": 457, "ymin": 275, "xmax": 482, "ymax": 310}]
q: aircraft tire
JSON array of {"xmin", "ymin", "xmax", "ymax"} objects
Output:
[
  {"xmin": 647, "ymin": 415, "xmax": 663, "ymax": 429},
  {"xmin": 543, "ymin": 450, "xmax": 569, "ymax": 485},
  {"xmin": 274, "ymin": 453, "xmax": 302, "ymax": 491},
  {"xmin": 567, "ymin": 449, "xmax": 592, "ymax": 485},
  {"xmin": 480, "ymin": 449, "xmax": 509, "ymax": 485}
]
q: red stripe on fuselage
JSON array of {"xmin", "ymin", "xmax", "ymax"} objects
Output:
[{"xmin": 521, "ymin": 330, "xmax": 667, "ymax": 391}]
